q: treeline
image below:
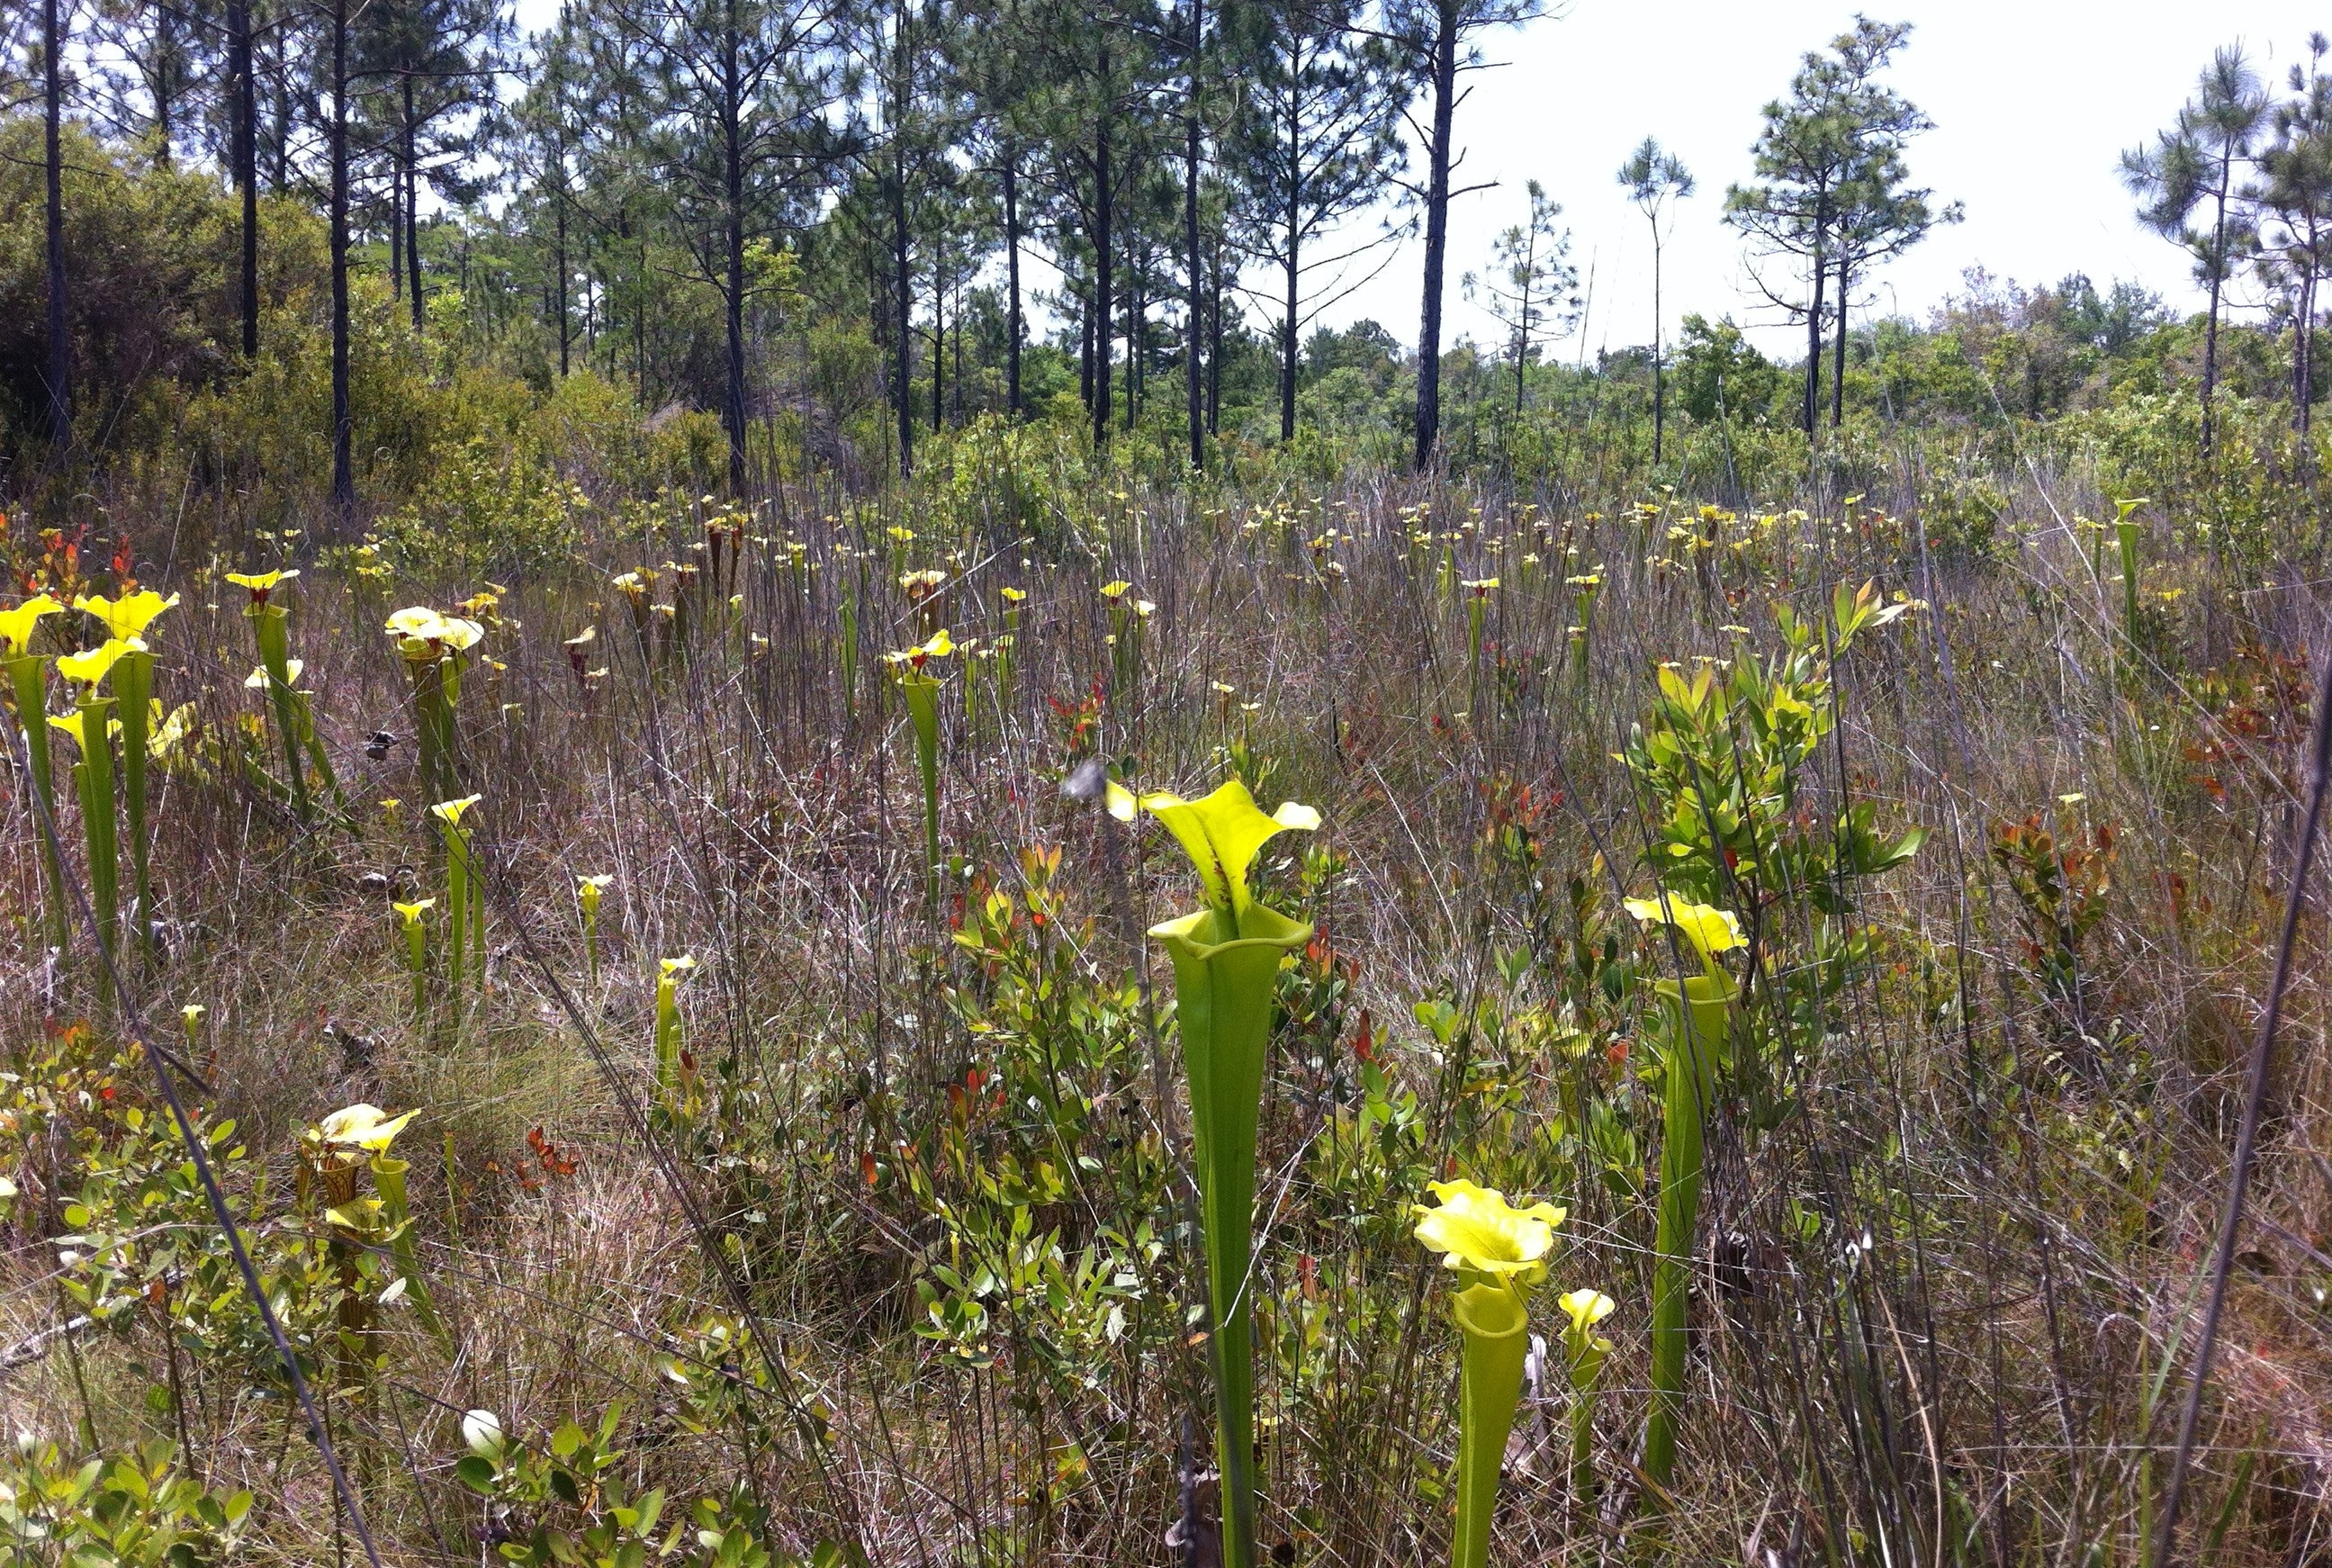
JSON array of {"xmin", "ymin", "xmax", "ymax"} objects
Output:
[{"xmin": 5, "ymin": 2, "xmax": 2332, "ymax": 506}]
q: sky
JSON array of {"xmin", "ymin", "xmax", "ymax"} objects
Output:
[
  {"xmin": 504, "ymin": 0, "xmax": 2332, "ymax": 361},
  {"xmin": 1319, "ymin": 0, "xmax": 2332, "ymax": 361}
]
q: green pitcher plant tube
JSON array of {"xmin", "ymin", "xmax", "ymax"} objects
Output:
[
  {"xmin": 1112, "ymin": 777, "xmax": 1319, "ymax": 1568},
  {"xmin": 1460, "ymin": 579, "xmax": 1498, "ymax": 673},
  {"xmin": 2113, "ymin": 496, "xmax": 2148, "ymax": 634},
  {"xmin": 1412, "ymin": 1179, "xmax": 1568, "ymax": 1568},
  {"xmin": 1, "ymin": 594, "xmax": 69, "ymax": 951},
  {"xmin": 1565, "ymin": 573, "xmax": 1601, "ymax": 685},
  {"xmin": 431, "ymin": 796, "xmax": 485, "ymax": 996},
  {"xmin": 76, "ymin": 591, "xmax": 177, "ymax": 961},
  {"xmin": 395, "ymin": 899, "xmax": 435, "ymax": 1017},
  {"xmin": 387, "ymin": 607, "xmax": 484, "ymax": 807},
  {"xmin": 226, "ymin": 571, "xmax": 315, "ymax": 824},
  {"xmin": 654, "ymin": 955, "xmax": 696, "ymax": 1096},
  {"xmin": 1100, "ymin": 582, "xmax": 1155, "ymax": 701},
  {"xmin": 1557, "ymin": 1288, "xmax": 1615, "ymax": 1505},
  {"xmin": 54, "ymin": 637, "xmax": 141, "ymax": 960},
  {"xmin": 1625, "ymin": 892, "xmax": 1743, "ymax": 1491},
  {"xmin": 996, "ymin": 587, "xmax": 1024, "ymax": 696},
  {"xmin": 885, "ymin": 630, "xmax": 955, "ymax": 899},
  {"xmin": 577, "ymin": 875, "xmax": 613, "ymax": 987}
]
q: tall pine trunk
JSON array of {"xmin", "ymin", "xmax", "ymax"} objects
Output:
[
  {"xmin": 2297, "ymin": 254, "xmax": 2318, "ymax": 437},
  {"xmin": 1004, "ymin": 148, "xmax": 1022, "ymax": 418},
  {"xmin": 404, "ymin": 77, "xmax": 424, "ymax": 330},
  {"xmin": 1281, "ymin": 235, "xmax": 1299, "ymax": 442},
  {"xmin": 150, "ymin": 14, "xmax": 175, "ymax": 167},
  {"xmin": 1651, "ymin": 224, "xmax": 1664, "ymax": 464},
  {"xmin": 555, "ymin": 184, "xmax": 571, "ymax": 375},
  {"xmin": 1411, "ymin": 0, "xmax": 1456, "ymax": 471},
  {"xmin": 42, "ymin": 0, "xmax": 69, "ymax": 450},
  {"xmin": 1184, "ymin": 0, "xmax": 1203, "ymax": 470},
  {"xmin": 1208, "ymin": 231, "xmax": 1223, "ymax": 434},
  {"xmin": 391, "ymin": 164, "xmax": 404, "ymax": 302},
  {"xmin": 269, "ymin": 32, "xmax": 291, "ymax": 191},
  {"xmin": 2202, "ymin": 150, "xmax": 2233, "ymax": 457},
  {"xmin": 230, "ymin": 0, "xmax": 257, "ymax": 356},
  {"xmin": 1092, "ymin": 44, "xmax": 1113, "ymax": 452},
  {"xmin": 1831, "ymin": 254, "xmax": 1849, "ymax": 428},
  {"xmin": 1800, "ymin": 202, "xmax": 1825, "ymax": 440},
  {"xmin": 721, "ymin": 5, "xmax": 748, "ymax": 491},
  {"xmin": 329, "ymin": 0, "xmax": 354, "ymax": 513},
  {"xmin": 1280, "ymin": 90, "xmax": 1299, "ymax": 443}
]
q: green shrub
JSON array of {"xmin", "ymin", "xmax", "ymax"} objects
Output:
[{"xmin": 368, "ymin": 435, "xmax": 588, "ymax": 581}]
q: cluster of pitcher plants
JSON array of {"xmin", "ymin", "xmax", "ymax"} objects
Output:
[{"xmin": 0, "ymin": 518, "xmax": 1936, "ymax": 1565}]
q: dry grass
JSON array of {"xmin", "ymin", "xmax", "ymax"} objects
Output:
[{"xmin": 4, "ymin": 441, "xmax": 2330, "ymax": 1565}]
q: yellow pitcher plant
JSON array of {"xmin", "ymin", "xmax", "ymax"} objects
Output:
[
  {"xmin": 52, "ymin": 637, "xmax": 141, "ymax": 960},
  {"xmin": 654, "ymin": 955, "xmax": 697, "ymax": 1102},
  {"xmin": 1557, "ymin": 1287, "xmax": 1616, "ymax": 1504},
  {"xmin": 394, "ymin": 899, "xmax": 435, "ymax": 1018},
  {"xmin": 226, "ymin": 569, "xmax": 338, "ymax": 826},
  {"xmin": 2, "ymin": 594, "xmax": 69, "ymax": 950},
  {"xmin": 1113, "ymin": 777, "xmax": 1318, "ymax": 1568},
  {"xmin": 430, "ymin": 796, "xmax": 486, "ymax": 996},
  {"xmin": 76, "ymin": 590, "xmax": 177, "ymax": 960},
  {"xmin": 299, "ymin": 1103, "xmax": 442, "ymax": 1356},
  {"xmin": 576, "ymin": 875, "xmax": 613, "ymax": 986},
  {"xmin": 885, "ymin": 630, "xmax": 954, "ymax": 901},
  {"xmin": 1625, "ymin": 891, "xmax": 1742, "ymax": 1489},
  {"xmin": 386, "ymin": 606, "xmax": 485, "ymax": 807},
  {"xmin": 1414, "ymin": 1179, "xmax": 1568, "ymax": 1568}
]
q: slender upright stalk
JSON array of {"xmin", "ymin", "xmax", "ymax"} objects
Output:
[
  {"xmin": 578, "ymin": 878, "xmax": 608, "ymax": 988},
  {"xmin": 1558, "ymin": 1288, "xmax": 1614, "ymax": 1509},
  {"xmin": 64, "ymin": 695, "xmax": 121, "ymax": 960},
  {"xmin": 113, "ymin": 647, "xmax": 154, "ymax": 961},
  {"xmin": 6, "ymin": 653, "xmax": 68, "ymax": 952},
  {"xmin": 432, "ymin": 798, "xmax": 482, "ymax": 998},
  {"xmin": 1643, "ymin": 970, "xmax": 1734, "ymax": 1488},
  {"xmin": 1155, "ymin": 900, "xmax": 1310, "ymax": 1568},
  {"xmin": 839, "ymin": 597, "xmax": 859, "ymax": 721},
  {"xmin": 1451, "ymin": 1284, "xmax": 1530, "ymax": 1568},
  {"xmin": 654, "ymin": 957, "xmax": 695, "ymax": 1096},
  {"xmin": 249, "ymin": 604, "xmax": 311, "ymax": 825},
  {"xmin": 2116, "ymin": 512, "xmax": 2144, "ymax": 634},
  {"xmin": 444, "ymin": 831, "xmax": 467, "ymax": 996},
  {"xmin": 397, "ymin": 903, "xmax": 430, "ymax": 1019},
  {"xmin": 900, "ymin": 672, "xmax": 941, "ymax": 899}
]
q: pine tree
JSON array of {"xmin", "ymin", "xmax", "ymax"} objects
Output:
[
  {"xmin": 356, "ymin": 0, "xmax": 507, "ymax": 331},
  {"xmin": 1226, "ymin": 0, "xmax": 1407, "ymax": 444},
  {"xmin": 2122, "ymin": 46, "xmax": 2266, "ymax": 456},
  {"xmin": 1616, "ymin": 136, "xmax": 1691, "ymax": 463},
  {"xmin": 92, "ymin": 0, "xmax": 216, "ymax": 169},
  {"xmin": 1382, "ymin": 0, "xmax": 1541, "ymax": 469},
  {"xmin": 2255, "ymin": 34, "xmax": 2332, "ymax": 436},
  {"xmin": 1462, "ymin": 177, "xmax": 1575, "ymax": 415},
  {"xmin": 1725, "ymin": 18, "xmax": 1941, "ymax": 437},
  {"xmin": 617, "ymin": 0, "xmax": 849, "ymax": 489}
]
